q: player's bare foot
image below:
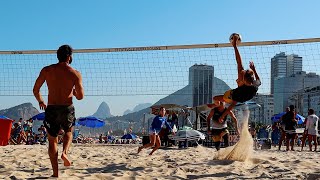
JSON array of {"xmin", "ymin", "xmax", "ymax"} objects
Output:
[{"xmin": 61, "ymin": 153, "xmax": 71, "ymax": 166}]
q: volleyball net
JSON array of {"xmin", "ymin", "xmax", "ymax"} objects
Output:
[{"xmin": 0, "ymin": 38, "xmax": 320, "ymax": 99}]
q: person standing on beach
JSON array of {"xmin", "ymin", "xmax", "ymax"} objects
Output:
[
  {"xmin": 282, "ymin": 105, "xmax": 297, "ymax": 151},
  {"xmin": 138, "ymin": 107, "xmax": 174, "ymax": 155},
  {"xmin": 278, "ymin": 107, "xmax": 289, "ymax": 150},
  {"xmin": 207, "ymin": 101, "xmax": 239, "ymax": 151},
  {"xmin": 33, "ymin": 45, "xmax": 84, "ymax": 177},
  {"xmin": 304, "ymin": 109, "xmax": 318, "ymax": 151}
]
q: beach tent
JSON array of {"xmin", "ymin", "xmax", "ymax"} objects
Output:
[
  {"xmin": 0, "ymin": 116, "xmax": 14, "ymax": 146},
  {"xmin": 121, "ymin": 133, "xmax": 137, "ymax": 139}
]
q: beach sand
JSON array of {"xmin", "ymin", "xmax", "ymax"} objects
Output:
[{"xmin": 0, "ymin": 144, "xmax": 320, "ymax": 179}]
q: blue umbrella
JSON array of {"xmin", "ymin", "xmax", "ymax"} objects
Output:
[
  {"xmin": 0, "ymin": 115, "xmax": 11, "ymax": 119},
  {"xmin": 271, "ymin": 112, "xmax": 305, "ymax": 125},
  {"xmin": 0, "ymin": 115, "xmax": 13, "ymax": 122},
  {"xmin": 107, "ymin": 135, "xmax": 115, "ymax": 140},
  {"xmin": 32, "ymin": 112, "xmax": 45, "ymax": 121},
  {"xmin": 296, "ymin": 114, "xmax": 305, "ymax": 125},
  {"xmin": 78, "ymin": 116, "xmax": 105, "ymax": 128},
  {"xmin": 75, "ymin": 122, "xmax": 81, "ymax": 127},
  {"xmin": 271, "ymin": 112, "xmax": 286, "ymax": 121},
  {"xmin": 121, "ymin": 133, "xmax": 137, "ymax": 139}
]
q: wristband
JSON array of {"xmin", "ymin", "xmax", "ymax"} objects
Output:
[{"xmin": 39, "ymin": 101, "xmax": 44, "ymax": 105}]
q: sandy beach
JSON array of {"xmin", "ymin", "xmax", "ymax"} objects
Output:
[{"xmin": 0, "ymin": 144, "xmax": 319, "ymax": 180}]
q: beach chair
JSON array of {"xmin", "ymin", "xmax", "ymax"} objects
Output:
[{"xmin": 72, "ymin": 128, "xmax": 80, "ymax": 143}]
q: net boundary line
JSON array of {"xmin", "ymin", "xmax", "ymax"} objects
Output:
[{"xmin": 1, "ymin": 37, "xmax": 320, "ymax": 55}]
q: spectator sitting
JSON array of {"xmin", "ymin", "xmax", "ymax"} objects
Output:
[
  {"xmin": 99, "ymin": 134, "xmax": 104, "ymax": 143},
  {"xmin": 258, "ymin": 125, "xmax": 268, "ymax": 139},
  {"xmin": 34, "ymin": 125, "xmax": 47, "ymax": 144},
  {"xmin": 10, "ymin": 123, "xmax": 27, "ymax": 144}
]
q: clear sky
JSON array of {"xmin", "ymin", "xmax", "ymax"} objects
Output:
[{"xmin": 0, "ymin": 0, "xmax": 319, "ymax": 117}]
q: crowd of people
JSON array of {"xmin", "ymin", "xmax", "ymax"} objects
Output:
[
  {"xmin": 250, "ymin": 105, "xmax": 319, "ymax": 152},
  {"xmin": 10, "ymin": 118, "xmax": 47, "ymax": 145}
]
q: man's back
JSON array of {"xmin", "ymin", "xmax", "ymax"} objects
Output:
[
  {"xmin": 44, "ymin": 63, "xmax": 80, "ymax": 105},
  {"xmin": 283, "ymin": 111, "xmax": 296, "ymax": 131}
]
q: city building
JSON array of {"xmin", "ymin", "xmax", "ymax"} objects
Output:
[
  {"xmin": 189, "ymin": 64, "xmax": 214, "ymax": 107},
  {"xmin": 273, "ymin": 71, "xmax": 320, "ymax": 114},
  {"xmin": 271, "ymin": 52, "xmax": 302, "ymax": 94},
  {"xmin": 288, "ymin": 86, "xmax": 320, "ymax": 117},
  {"xmin": 252, "ymin": 94, "xmax": 274, "ymax": 124}
]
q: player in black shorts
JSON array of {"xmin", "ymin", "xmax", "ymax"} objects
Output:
[
  {"xmin": 207, "ymin": 101, "xmax": 239, "ymax": 151},
  {"xmin": 44, "ymin": 105, "xmax": 76, "ymax": 137},
  {"xmin": 33, "ymin": 45, "xmax": 84, "ymax": 177}
]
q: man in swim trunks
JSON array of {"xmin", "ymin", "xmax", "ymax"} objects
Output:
[
  {"xmin": 33, "ymin": 45, "xmax": 84, "ymax": 177},
  {"xmin": 212, "ymin": 35, "xmax": 261, "ymax": 123},
  {"xmin": 207, "ymin": 101, "xmax": 239, "ymax": 151}
]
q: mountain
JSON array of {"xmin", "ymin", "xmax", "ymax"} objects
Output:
[
  {"xmin": 103, "ymin": 77, "xmax": 230, "ymax": 133},
  {"xmin": 92, "ymin": 102, "xmax": 113, "ymax": 119},
  {"xmin": 0, "ymin": 103, "xmax": 39, "ymax": 121},
  {"xmin": 152, "ymin": 77, "xmax": 230, "ymax": 107},
  {"xmin": 123, "ymin": 109, "xmax": 132, "ymax": 115},
  {"xmin": 123, "ymin": 103, "xmax": 152, "ymax": 115},
  {"xmin": 133, "ymin": 103, "xmax": 152, "ymax": 112}
]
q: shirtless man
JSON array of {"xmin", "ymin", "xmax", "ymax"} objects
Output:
[
  {"xmin": 33, "ymin": 45, "xmax": 84, "ymax": 177},
  {"xmin": 212, "ymin": 35, "xmax": 261, "ymax": 123}
]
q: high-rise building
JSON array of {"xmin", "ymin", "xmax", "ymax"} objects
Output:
[
  {"xmin": 252, "ymin": 94, "xmax": 274, "ymax": 124},
  {"xmin": 271, "ymin": 52, "xmax": 302, "ymax": 94},
  {"xmin": 189, "ymin": 64, "xmax": 214, "ymax": 107},
  {"xmin": 273, "ymin": 71, "xmax": 320, "ymax": 114},
  {"xmin": 288, "ymin": 86, "xmax": 320, "ymax": 117}
]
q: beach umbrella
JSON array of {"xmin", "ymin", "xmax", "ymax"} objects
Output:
[
  {"xmin": 107, "ymin": 135, "xmax": 115, "ymax": 140},
  {"xmin": 271, "ymin": 112, "xmax": 305, "ymax": 125},
  {"xmin": 151, "ymin": 104, "xmax": 186, "ymax": 110},
  {"xmin": 75, "ymin": 122, "xmax": 81, "ymax": 127},
  {"xmin": 271, "ymin": 112, "xmax": 286, "ymax": 121},
  {"xmin": 32, "ymin": 112, "xmax": 45, "ymax": 121},
  {"xmin": 0, "ymin": 115, "xmax": 11, "ymax": 120},
  {"xmin": 296, "ymin": 114, "xmax": 305, "ymax": 125},
  {"xmin": 78, "ymin": 116, "xmax": 105, "ymax": 128},
  {"xmin": 170, "ymin": 129, "xmax": 205, "ymax": 141},
  {"xmin": 190, "ymin": 104, "xmax": 211, "ymax": 113},
  {"xmin": 121, "ymin": 133, "xmax": 137, "ymax": 139}
]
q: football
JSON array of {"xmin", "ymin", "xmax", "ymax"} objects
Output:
[{"xmin": 229, "ymin": 33, "xmax": 242, "ymax": 45}]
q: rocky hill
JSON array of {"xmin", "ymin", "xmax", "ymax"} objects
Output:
[
  {"xmin": 123, "ymin": 103, "xmax": 152, "ymax": 115},
  {"xmin": 0, "ymin": 103, "xmax": 39, "ymax": 121},
  {"xmin": 99, "ymin": 77, "xmax": 230, "ymax": 133},
  {"xmin": 92, "ymin": 102, "xmax": 113, "ymax": 119}
]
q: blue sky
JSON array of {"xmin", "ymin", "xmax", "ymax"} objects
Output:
[{"xmin": 0, "ymin": 1, "xmax": 319, "ymax": 117}]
